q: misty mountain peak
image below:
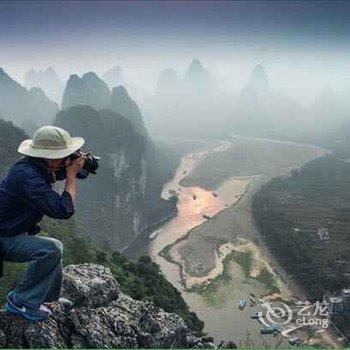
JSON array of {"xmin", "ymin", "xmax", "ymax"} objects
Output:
[
  {"xmin": 62, "ymin": 72, "xmax": 110, "ymax": 110},
  {"xmin": 102, "ymin": 66, "xmax": 124, "ymax": 88},
  {"xmin": 69, "ymin": 74, "xmax": 80, "ymax": 81},
  {"xmin": 0, "ymin": 68, "xmax": 11, "ymax": 81},
  {"xmin": 185, "ymin": 59, "xmax": 208, "ymax": 79},
  {"xmin": 160, "ymin": 68, "xmax": 178, "ymax": 80},
  {"xmin": 82, "ymin": 71, "xmax": 100, "ymax": 82},
  {"xmin": 28, "ymin": 87, "xmax": 46, "ymax": 97},
  {"xmin": 314, "ymin": 84, "xmax": 337, "ymax": 111},
  {"xmin": 110, "ymin": 85, "xmax": 146, "ymax": 134},
  {"xmin": 112, "ymin": 85, "xmax": 128, "ymax": 97},
  {"xmin": 189, "ymin": 59, "xmax": 204, "ymax": 71},
  {"xmin": 46, "ymin": 66, "xmax": 55, "ymax": 74},
  {"xmin": 184, "ymin": 59, "xmax": 211, "ymax": 91},
  {"xmin": 24, "ymin": 67, "xmax": 64, "ymax": 103},
  {"xmin": 0, "ymin": 69, "xmax": 58, "ymax": 130},
  {"xmin": 248, "ymin": 64, "xmax": 270, "ymax": 92},
  {"xmin": 156, "ymin": 68, "xmax": 179, "ymax": 95}
]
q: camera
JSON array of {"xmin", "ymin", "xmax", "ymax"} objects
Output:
[{"xmin": 69, "ymin": 150, "xmax": 100, "ymax": 175}]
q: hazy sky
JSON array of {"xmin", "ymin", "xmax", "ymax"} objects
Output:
[{"xmin": 1, "ymin": 1, "xmax": 350, "ymax": 102}]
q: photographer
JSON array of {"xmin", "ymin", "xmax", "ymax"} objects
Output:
[{"xmin": 0, "ymin": 126, "xmax": 88, "ymax": 322}]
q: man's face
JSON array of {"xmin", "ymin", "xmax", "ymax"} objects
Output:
[{"xmin": 48, "ymin": 158, "xmax": 66, "ymax": 172}]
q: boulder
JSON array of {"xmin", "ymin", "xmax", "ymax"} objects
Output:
[{"xmin": 61, "ymin": 264, "xmax": 120, "ymax": 308}]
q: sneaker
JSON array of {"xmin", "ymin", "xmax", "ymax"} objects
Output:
[
  {"xmin": 39, "ymin": 303, "xmax": 52, "ymax": 314},
  {"xmin": 58, "ymin": 297, "xmax": 73, "ymax": 310},
  {"xmin": 6, "ymin": 291, "xmax": 51, "ymax": 322}
]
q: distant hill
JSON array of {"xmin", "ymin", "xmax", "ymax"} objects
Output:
[
  {"xmin": 155, "ymin": 68, "xmax": 179, "ymax": 96},
  {"xmin": 234, "ymin": 64, "xmax": 303, "ymax": 138},
  {"xmin": 62, "ymin": 71, "xmax": 148, "ymax": 136},
  {"xmin": 61, "ymin": 72, "xmax": 111, "ymax": 110},
  {"xmin": 28, "ymin": 87, "xmax": 59, "ymax": 125},
  {"xmin": 253, "ymin": 154, "xmax": 350, "ymax": 300},
  {"xmin": 110, "ymin": 86, "xmax": 147, "ymax": 134},
  {"xmin": 0, "ymin": 68, "xmax": 58, "ymax": 132},
  {"xmin": 145, "ymin": 58, "xmax": 231, "ymax": 137},
  {"xmin": 25, "ymin": 67, "xmax": 64, "ymax": 104},
  {"xmin": 102, "ymin": 66, "xmax": 124, "ymax": 89},
  {"xmin": 184, "ymin": 58, "xmax": 212, "ymax": 93},
  {"xmin": 0, "ymin": 118, "xmax": 27, "ymax": 176}
]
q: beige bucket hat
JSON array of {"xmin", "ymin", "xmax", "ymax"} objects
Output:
[{"xmin": 18, "ymin": 126, "xmax": 85, "ymax": 159}]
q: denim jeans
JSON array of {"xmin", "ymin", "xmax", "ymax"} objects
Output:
[{"xmin": 0, "ymin": 234, "xmax": 63, "ymax": 309}]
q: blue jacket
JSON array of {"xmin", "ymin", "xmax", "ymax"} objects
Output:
[{"xmin": 0, "ymin": 157, "xmax": 88, "ymax": 237}]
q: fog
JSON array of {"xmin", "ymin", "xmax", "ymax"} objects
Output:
[
  {"xmin": 1, "ymin": 1, "xmax": 350, "ymax": 144},
  {"xmin": 4, "ymin": 48, "xmax": 350, "ymax": 104}
]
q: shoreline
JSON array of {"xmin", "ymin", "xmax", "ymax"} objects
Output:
[{"xmin": 159, "ymin": 179, "xmax": 253, "ymax": 290}]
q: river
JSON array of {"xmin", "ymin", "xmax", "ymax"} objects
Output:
[{"xmin": 149, "ymin": 136, "xmax": 332, "ymax": 347}]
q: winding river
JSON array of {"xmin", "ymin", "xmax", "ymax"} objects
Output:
[{"xmin": 149, "ymin": 136, "xmax": 332, "ymax": 347}]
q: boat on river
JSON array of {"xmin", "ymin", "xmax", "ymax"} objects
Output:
[
  {"xmin": 251, "ymin": 312, "xmax": 259, "ymax": 319},
  {"xmin": 238, "ymin": 299, "xmax": 247, "ymax": 310},
  {"xmin": 260, "ymin": 326, "xmax": 282, "ymax": 335}
]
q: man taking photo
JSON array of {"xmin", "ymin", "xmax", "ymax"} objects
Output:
[{"xmin": 0, "ymin": 126, "xmax": 87, "ymax": 322}]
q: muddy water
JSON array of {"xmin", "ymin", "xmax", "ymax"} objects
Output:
[{"xmin": 149, "ymin": 142, "xmax": 250, "ymax": 289}]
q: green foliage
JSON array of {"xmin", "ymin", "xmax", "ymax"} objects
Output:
[
  {"xmin": 253, "ymin": 155, "xmax": 350, "ymax": 299},
  {"xmin": 108, "ymin": 252, "xmax": 204, "ymax": 333},
  {"xmin": 256, "ymin": 268, "xmax": 279, "ymax": 293},
  {"xmin": 0, "ymin": 119, "xmax": 27, "ymax": 176},
  {"xmin": 0, "ymin": 262, "xmax": 25, "ymax": 303},
  {"xmin": 234, "ymin": 251, "xmax": 253, "ymax": 278}
]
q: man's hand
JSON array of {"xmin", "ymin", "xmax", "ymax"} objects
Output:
[{"xmin": 66, "ymin": 155, "xmax": 85, "ymax": 178}]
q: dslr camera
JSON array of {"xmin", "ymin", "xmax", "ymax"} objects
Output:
[{"xmin": 69, "ymin": 150, "xmax": 100, "ymax": 175}]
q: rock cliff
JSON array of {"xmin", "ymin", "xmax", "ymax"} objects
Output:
[{"xmin": 0, "ymin": 264, "xmax": 226, "ymax": 349}]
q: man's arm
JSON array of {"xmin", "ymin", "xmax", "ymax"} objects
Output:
[
  {"xmin": 64, "ymin": 155, "xmax": 85, "ymax": 202},
  {"xmin": 20, "ymin": 157, "xmax": 84, "ymax": 219},
  {"xmin": 20, "ymin": 174, "xmax": 75, "ymax": 219}
]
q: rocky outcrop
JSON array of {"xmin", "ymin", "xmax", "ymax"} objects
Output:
[{"xmin": 0, "ymin": 264, "xmax": 225, "ymax": 349}]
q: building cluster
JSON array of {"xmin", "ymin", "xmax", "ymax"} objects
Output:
[
  {"xmin": 293, "ymin": 227, "xmax": 330, "ymax": 245},
  {"xmin": 325, "ymin": 289, "xmax": 350, "ymax": 315}
]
